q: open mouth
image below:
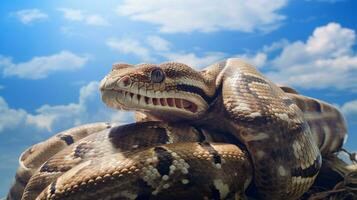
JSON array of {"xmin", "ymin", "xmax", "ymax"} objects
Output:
[{"xmin": 110, "ymin": 89, "xmax": 198, "ymax": 113}]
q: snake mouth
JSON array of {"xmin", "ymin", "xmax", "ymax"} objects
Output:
[{"xmin": 105, "ymin": 89, "xmax": 199, "ymax": 113}]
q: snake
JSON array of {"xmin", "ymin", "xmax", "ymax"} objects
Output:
[
  {"xmin": 6, "ymin": 58, "xmax": 347, "ymax": 199},
  {"xmin": 99, "ymin": 58, "xmax": 347, "ymax": 199}
]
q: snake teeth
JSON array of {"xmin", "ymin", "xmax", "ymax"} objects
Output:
[
  {"xmin": 153, "ymin": 98, "xmax": 159, "ymax": 105},
  {"xmin": 111, "ymin": 88, "xmax": 198, "ymax": 113}
]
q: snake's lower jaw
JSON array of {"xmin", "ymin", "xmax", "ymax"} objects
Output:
[{"xmin": 100, "ymin": 90, "xmax": 116, "ymax": 107}]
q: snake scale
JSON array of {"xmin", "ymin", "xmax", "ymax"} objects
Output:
[{"xmin": 6, "ymin": 58, "xmax": 347, "ymax": 200}]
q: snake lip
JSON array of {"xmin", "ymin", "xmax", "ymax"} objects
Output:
[{"xmin": 107, "ymin": 88, "xmax": 198, "ymax": 113}]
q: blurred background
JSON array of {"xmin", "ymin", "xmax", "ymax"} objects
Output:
[{"xmin": 0, "ymin": 0, "xmax": 356, "ymax": 196}]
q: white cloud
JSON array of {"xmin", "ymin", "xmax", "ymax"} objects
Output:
[
  {"xmin": 163, "ymin": 52, "xmax": 225, "ymax": 69},
  {"xmin": 234, "ymin": 52, "xmax": 267, "ymax": 68},
  {"xmin": 340, "ymin": 100, "xmax": 357, "ymax": 117},
  {"xmin": 60, "ymin": 26, "xmax": 87, "ymax": 37},
  {"xmin": 339, "ymin": 99, "xmax": 357, "ymax": 132},
  {"xmin": 116, "ymin": 0, "xmax": 287, "ymax": 33},
  {"xmin": 0, "ymin": 51, "xmax": 90, "ymax": 79},
  {"xmin": 85, "ymin": 14, "xmax": 110, "ymax": 26},
  {"xmin": 0, "ymin": 97, "xmax": 28, "ymax": 132},
  {"xmin": 0, "ymin": 82, "xmax": 133, "ymax": 134},
  {"xmin": 58, "ymin": 8, "xmax": 109, "ymax": 26},
  {"xmin": 106, "ymin": 38, "xmax": 152, "ymax": 61},
  {"xmin": 58, "ymin": 8, "xmax": 83, "ymax": 21},
  {"xmin": 305, "ymin": 23, "xmax": 355, "ymax": 57},
  {"xmin": 146, "ymin": 35, "xmax": 171, "ymax": 51},
  {"xmin": 265, "ymin": 23, "xmax": 357, "ymax": 90},
  {"xmin": 26, "ymin": 81, "xmax": 131, "ymax": 131},
  {"xmin": 12, "ymin": 9, "xmax": 48, "ymax": 24},
  {"xmin": 262, "ymin": 39, "xmax": 289, "ymax": 53},
  {"xmin": 26, "ymin": 114, "xmax": 57, "ymax": 132}
]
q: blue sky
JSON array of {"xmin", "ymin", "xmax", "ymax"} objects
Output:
[{"xmin": 0, "ymin": 0, "xmax": 357, "ymax": 196}]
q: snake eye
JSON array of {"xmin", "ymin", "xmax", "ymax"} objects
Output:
[{"xmin": 150, "ymin": 68, "xmax": 165, "ymax": 83}]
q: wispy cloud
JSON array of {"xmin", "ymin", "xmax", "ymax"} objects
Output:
[
  {"xmin": 106, "ymin": 38, "xmax": 152, "ymax": 61},
  {"xmin": 58, "ymin": 8, "xmax": 83, "ymax": 21},
  {"xmin": 117, "ymin": 0, "xmax": 287, "ymax": 33},
  {"xmin": 12, "ymin": 9, "xmax": 48, "ymax": 24},
  {"xmin": 261, "ymin": 39, "xmax": 289, "ymax": 53},
  {"xmin": 26, "ymin": 82, "xmax": 132, "ymax": 131},
  {"xmin": 0, "ymin": 51, "xmax": 90, "ymax": 79},
  {"xmin": 340, "ymin": 99, "xmax": 357, "ymax": 117},
  {"xmin": 339, "ymin": 99, "xmax": 357, "ymax": 131},
  {"xmin": 0, "ymin": 97, "xmax": 28, "ymax": 132},
  {"xmin": 0, "ymin": 82, "xmax": 133, "ymax": 133},
  {"xmin": 58, "ymin": 8, "xmax": 109, "ymax": 26},
  {"xmin": 146, "ymin": 35, "xmax": 171, "ymax": 51},
  {"xmin": 85, "ymin": 14, "xmax": 109, "ymax": 26},
  {"xmin": 60, "ymin": 26, "xmax": 87, "ymax": 37}
]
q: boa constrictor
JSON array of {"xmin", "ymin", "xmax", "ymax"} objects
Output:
[
  {"xmin": 99, "ymin": 58, "xmax": 347, "ymax": 199},
  {"xmin": 6, "ymin": 58, "xmax": 347, "ymax": 200}
]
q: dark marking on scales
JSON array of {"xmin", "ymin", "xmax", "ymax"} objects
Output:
[
  {"xmin": 199, "ymin": 142, "xmax": 222, "ymax": 167},
  {"xmin": 49, "ymin": 180, "xmax": 57, "ymax": 196},
  {"xmin": 153, "ymin": 146, "xmax": 174, "ymax": 176},
  {"xmin": 291, "ymin": 155, "xmax": 322, "ymax": 178},
  {"xmin": 58, "ymin": 134, "xmax": 74, "ymax": 145}
]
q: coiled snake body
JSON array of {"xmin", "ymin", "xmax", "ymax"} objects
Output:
[
  {"xmin": 10, "ymin": 122, "xmax": 252, "ymax": 200},
  {"xmin": 100, "ymin": 58, "xmax": 347, "ymax": 199},
  {"xmin": 7, "ymin": 58, "xmax": 347, "ymax": 200}
]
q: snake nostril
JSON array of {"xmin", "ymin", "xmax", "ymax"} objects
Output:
[{"xmin": 118, "ymin": 76, "xmax": 132, "ymax": 88}]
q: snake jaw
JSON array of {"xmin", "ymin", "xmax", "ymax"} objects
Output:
[
  {"xmin": 100, "ymin": 86, "xmax": 206, "ymax": 119},
  {"xmin": 100, "ymin": 70, "xmax": 209, "ymax": 119}
]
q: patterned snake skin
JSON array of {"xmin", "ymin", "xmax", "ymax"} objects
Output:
[
  {"xmin": 7, "ymin": 123, "xmax": 112, "ymax": 200},
  {"xmin": 99, "ymin": 58, "xmax": 347, "ymax": 199},
  {"xmin": 6, "ymin": 58, "xmax": 347, "ymax": 200},
  {"xmin": 10, "ymin": 122, "xmax": 252, "ymax": 200}
]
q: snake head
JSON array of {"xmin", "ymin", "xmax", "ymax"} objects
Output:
[{"xmin": 100, "ymin": 62, "xmax": 217, "ymax": 120}]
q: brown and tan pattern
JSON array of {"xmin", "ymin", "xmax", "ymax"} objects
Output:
[
  {"xmin": 10, "ymin": 122, "xmax": 252, "ymax": 200},
  {"xmin": 37, "ymin": 142, "xmax": 251, "ymax": 200},
  {"xmin": 100, "ymin": 58, "xmax": 347, "ymax": 199},
  {"xmin": 7, "ymin": 123, "xmax": 112, "ymax": 200},
  {"xmin": 6, "ymin": 58, "xmax": 350, "ymax": 200},
  {"xmin": 23, "ymin": 122, "xmax": 249, "ymax": 199}
]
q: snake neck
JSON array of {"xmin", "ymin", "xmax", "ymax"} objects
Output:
[{"xmin": 190, "ymin": 95, "xmax": 229, "ymax": 128}]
